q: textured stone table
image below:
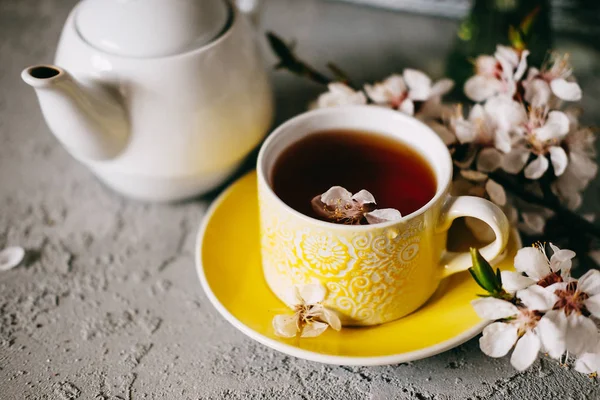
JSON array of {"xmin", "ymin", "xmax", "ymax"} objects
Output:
[{"xmin": 1, "ymin": 0, "xmax": 599, "ymax": 398}]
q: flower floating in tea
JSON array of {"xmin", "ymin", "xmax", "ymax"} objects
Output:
[
  {"xmin": 311, "ymin": 186, "xmax": 402, "ymax": 225},
  {"xmin": 272, "ymin": 284, "xmax": 341, "ymax": 338}
]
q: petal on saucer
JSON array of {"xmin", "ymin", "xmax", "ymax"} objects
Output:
[
  {"xmin": 320, "ymin": 307, "xmax": 342, "ymax": 331},
  {"xmin": 301, "ymin": 321, "xmax": 329, "ymax": 338},
  {"xmin": 273, "ymin": 314, "xmax": 298, "ymax": 338}
]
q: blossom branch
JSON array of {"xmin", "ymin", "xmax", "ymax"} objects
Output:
[{"xmin": 266, "ymin": 32, "xmax": 333, "ymax": 86}]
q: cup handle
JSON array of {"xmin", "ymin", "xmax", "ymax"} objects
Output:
[{"xmin": 436, "ymin": 196, "xmax": 510, "ymax": 279}]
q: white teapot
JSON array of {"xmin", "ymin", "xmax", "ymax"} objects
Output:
[{"xmin": 22, "ymin": 0, "xmax": 273, "ymax": 201}]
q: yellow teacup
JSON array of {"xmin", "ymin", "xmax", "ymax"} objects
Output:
[{"xmin": 257, "ymin": 106, "xmax": 509, "ymax": 326}]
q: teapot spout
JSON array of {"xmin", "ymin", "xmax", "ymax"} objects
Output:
[{"xmin": 21, "ymin": 65, "xmax": 129, "ymax": 162}]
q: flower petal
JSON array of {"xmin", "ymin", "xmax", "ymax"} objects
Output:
[
  {"xmin": 317, "ymin": 83, "xmax": 367, "ymax": 108},
  {"xmin": 545, "ymin": 281, "xmax": 569, "ymax": 294},
  {"xmin": 548, "ymin": 243, "xmax": 575, "ymax": 274},
  {"xmin": 297, "ymin": 284, "xmax": 327, "ymax": 305},
  {"xmin": 464, "ymin": 76, "xmax": 500, "ymax": 102},
  {"xmin": 352, "ymin": 189, "xmax": 376, "ymax": 206},
  {"xmin": 469, "ymin": 103, "xmax": 485, "ymax": 121},
  {"xmin": 273, "ymin": 314, "xmax": 298, "ymax": 338},
  {"xmin": 514, "ymin": 247, "xmax": 550, "ymax": 279},
  {"xmin": 364, "ymin": 75, "xmax": 406, "ymax": 104},
  {"xmin": 460, "ymin": 169, "xmax": 488, "ymax": 182},
  {"xmin": 320, "ymin": 307, "xmax": 342, "ymax": 331},
  {"xmin": 534, "ymin": 111, "xmax": 570, "ymax": 142},
  {"xmin": 475, "ymin": 55, "xmax": 498, "ymax": 77},
  {"xmin": 536, "ymin": 310, "xmax": 567, "ymax": 359},
  {"xmin": 363, "ymin": 83, "xmax": 388, "ymax": 104},
  {"xmin": 549, "ymin": 146, "xmax": 568, "ymax": 176},
  {"xmin": 477, "ymin": 148, "xmax": 503, "ymax": 172},
  {"xmin": 519, "ymin": 211, "xmax": 547, "ymax": 235},
  {"xmin": 301, "ymin": 321, "xmax": 329, "ymax": 338},
  {"xmin": 495, "ymin": 45, "xmax": 520, "ymax": 68},
  {"xmin": 524, "ymin": 79, "xmax": 551, "ymax": 108},
  {"xmin": 485, "ymin": 179, "xmax": 506, "ymax": 206},
  {"xmin": 0, "ymin": 246, "xmax": 25, "ymax": 271},
  {"xmin": 364, "ymin": 208, "xmax": 402, "ymax": 224},
  {"xmin": 566, "ymin": 313, "xmax": 599, "ymax": 355},
  {"xmin": 524, "ymin": 155, "xmax": 549, "ymax": 180},
  {"xmin": 399, "ymin": 98, "xmax": 415, "ymax": 115},
  {"xmin": 383, "ymin": 74, "xmax": 407, "ymax": 98},
  {"xmin": 403, "ymin": 69, "xmax": 432, "ymax": 101},
  {"xmin": 578, "ymin": 269, "xmax": 600, "ymax": 296},
  {"xmin": 484, "ymin": 96, "xmax": 527, "ymax": 133},
  {"xmin": 494, "ymin": 130, "xmax": 512, "ymax": 154},
  {"xmin": 510, "ymin": 330, "xmax": 540, "ymax": 371},
  {"xmin": 471, "ymin": 297, "xmax": 519, "ymax": 320},
  {"xmin": 480, "ymin": 322, "xmax": 519, "ymax": 357},
  {"xmin": 517, "ymin": 285, "xmax": 558, "ymax": 312},
  {"xmin": 584, "ymin": 294, "xmax": 600, "ymax": 319},
  {"xmin": 501, "ymin": 147, "xmax": 530, "ymax": 174},
  {"xmin": 575, "ymin": 351, "xmax": 600, "ymax": 374},
  {"xmin": 321, "ymin": 186, "xmax": 353, "ymax": 207},
  {"xmin": 453, "ymin": 119, "xmax": 477, "ymax": 144},
  {"xmin": 501, "ymin": 271, "xmax": 536, "ymax": 293},
  {"xmin": 430, "ymin": 79, "xmax": 454, "ymax": 97},
  {"xmin": 550, "ymin": 79, "xmax": 582, "ymax": 102},
  {"xmin": 513, "ymin": 50, "xmax": 530, "ymax": 81}
]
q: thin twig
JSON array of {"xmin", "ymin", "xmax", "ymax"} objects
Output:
[{"xmin": 266, "ymin": 32, "xmax": 332, "ymax": 86}]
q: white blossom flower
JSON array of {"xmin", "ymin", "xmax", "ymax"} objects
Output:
[
  {"xmin": 471, "ymin": 285, "xmax": 559, "ymax": 371},
  {"xmin": 450, "ymin": 97, "xmax": 526, "ymax": 160},
  {"xmin": 315, "ymin": 83, "xmax": 367, "ymax": 108},
  {"xmin": 552, "ymin": 114, "xmax": 598, "ymax": 209},
  {"xmin": 273, "ymin": 284, "xmax": 341, "ymax": 338},
  {"xmin": 523, "ymin": 53, "xmax": 582, "ymax": 107},
  {"xmin": 311, "ymin": 186, "xmax": 401, "ymax": 225},
  {"xmin": 575, "ymin": 341, "xmax": 600, "ymax": 375},
  {"xmin": 505, "ymin": 108, "xmax": 570, "ymax": 179},
  {"xmin": 364, "ymin": 70, "xmax": 453, "ymax": 116},
  {"xmin": 537, "ymin": 270, "xmax": 600, "ymax": 357},
  {"xmin": 0, "ymin": 246, "xmax": 25, "ymax": 271},
  {"xmin": 464, "ymin": 45, "xmax": 529, "ymax": 102},
  {"xmin": 501, "ymin": 243, "xmax": 575, "ymax": 294}
]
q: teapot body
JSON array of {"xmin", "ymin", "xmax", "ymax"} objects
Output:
[{"xmin": 54, "ymin": 5, "xmax": 273, "ymax": 201}]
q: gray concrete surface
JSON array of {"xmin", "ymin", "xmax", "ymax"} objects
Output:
[{"xmin": 1, "ymin": 0, "xmax": 600, "ymax": 398}]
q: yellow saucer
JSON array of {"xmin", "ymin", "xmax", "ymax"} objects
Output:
[{"xmin": 196, "ymin": 172, "xmax": 520, "ymax": 366}]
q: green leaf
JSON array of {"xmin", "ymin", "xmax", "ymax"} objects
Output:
[
  {"xmin": 520, "ymin": 6, "xmax": 541, "ymax": 36},
  {"xmin": 468, "ymin": 248, "xmax": 502, "ymax": 294},
  {"xmin": 468, "ymin": 268, "xmax": 485, "ymax": 289},
  {"xmin": 508, "ymin": 26, "xmax": 525, "ymax": 51},
  {"xmin": 496, "ymin": 267, "xmax": 503, "ymax": 286}
]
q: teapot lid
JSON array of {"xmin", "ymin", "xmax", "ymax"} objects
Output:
[{"xmin": 75, "ymin": 0, "xmax": 230, "ymax": 58}]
